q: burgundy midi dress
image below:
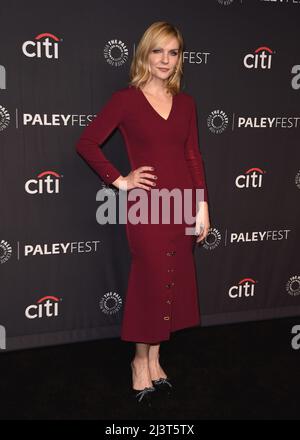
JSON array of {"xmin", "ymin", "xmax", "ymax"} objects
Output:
[{"xmin": 76, "ymin": 85, "xmax": 208, "ymax": 344}]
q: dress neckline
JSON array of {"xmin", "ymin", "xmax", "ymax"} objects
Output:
[{"xmin": 136, "ymin": 87, "xmax": 176, "ymax": 122}]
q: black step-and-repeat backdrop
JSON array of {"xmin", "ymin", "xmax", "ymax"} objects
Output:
[{"xmin": 0, "ymin": 0, "xmax": 300, "ymax": 352}]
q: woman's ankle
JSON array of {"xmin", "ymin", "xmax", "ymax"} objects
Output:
[
  {"xmin": 131, "ymin": 357, "xmax": 149, "ymax": 366},
  {"xmin": 148, "ymin": 357, "xmax": 160, "ymax": 366}
]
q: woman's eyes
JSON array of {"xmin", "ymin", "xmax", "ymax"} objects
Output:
[{"xmin": 153, "ymin": 49, "xmax": 178, "ymax": 56}]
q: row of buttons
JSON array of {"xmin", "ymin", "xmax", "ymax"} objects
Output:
[{"xmin": 164, "ymin": 249, "xmax": 176, "ymax": 320}]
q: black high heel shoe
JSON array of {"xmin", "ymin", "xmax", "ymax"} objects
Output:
[
  {"xmin": 132, "ymin": 386, "xmax": 156, "ymax": 405},
  {"xmin": 152, "ymin": 377, "xmax": 173, "ymax": 395},
  {"xmin": 131, "ymin": 361, "xmax": 156, "ymax": 405}
]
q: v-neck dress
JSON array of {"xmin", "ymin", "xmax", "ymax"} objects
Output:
[{"xmin": 76, "ymin": 85, "xmax": 208, "ymax": 343}]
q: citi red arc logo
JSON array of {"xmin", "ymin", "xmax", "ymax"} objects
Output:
[
  {"xmin": 244, "ymin": 46, "xmax": 274, "ymax": 70},
  {"xmin": 25, "ymin": 296, "xmax": 61, "ymax": 320},
  {"xmin": 229, "ymin": 278, "xmax": 257, "ymax": 298},
  {"xmin": 36, "ymin": 33, "xmax": 60, "ymax": 41},
  {"xmin": 246, "ymin": 167, "xmax": 264, "ymax": 174},
  {"xmin": 235, "ymin": 167, "xmax": 265, "ymax": 188},
  {"xmin": 22, "ymin": 33, "xmax": 61, "ymax": 59},
  {"xmin": 25, "ymin": 170, "xmax": 62, "ymax": 194}
]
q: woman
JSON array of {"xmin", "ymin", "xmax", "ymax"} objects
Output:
[{"xmin": 76, "ymin": 21, "xmax": 210, "ymax": 404}]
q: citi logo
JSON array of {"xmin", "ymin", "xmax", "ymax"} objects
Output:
[
  {"xmin": 25, "ymin": 296, "xmax": 61, "ymax": 320},
  {"xmin": 22, "ymin": 33, "xmax": 61, "ymax": 59},
  {"xmin": 228, "ymin": 278, "xmax": 257, "ymax": 299},
  {"xmin": 244, "ymin": 46, "xmax": 274, "ymax": 70},
  {"xmin": 235, "ymin": 167, "xmax": 265, "ymax": 189},
  {"xmin": 25, "ymin": 171, "xmax": 62, "ymax": 194}
]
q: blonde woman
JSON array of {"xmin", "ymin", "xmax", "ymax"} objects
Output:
[{"xmin": 76, "ymin": 21, "xmax": 210, "ymax": 405}]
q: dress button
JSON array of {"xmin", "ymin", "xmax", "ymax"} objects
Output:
[
  {"xmin": 165, "ymin": 283, "xmax": 171, "ymax": 288},
  {"xmin": 163, "ymin": 316, "xmax": 170, "ymax": 320},
  {"xmin": 166, "ymin": 300, "xmax": 172, "ymax": 304},
  {"xmin": 167, "ymin": 268, "xmax": 175, "ymax": 272},
  {"xmin": 106, "ymin": 173, "xmax": 110, "ymax": 177}
]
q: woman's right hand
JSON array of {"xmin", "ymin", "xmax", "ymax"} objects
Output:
[{"xmin": 113, "ymin": 166, "xmax": 157, "ymax": 191}]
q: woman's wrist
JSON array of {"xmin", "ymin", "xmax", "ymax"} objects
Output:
[
  {"xmin": 113, "ymin": 175, "xmax": 127, "ymax": 190},
  {"xmin": 197, "ymin": 200, "xmax": 208, "ymax": 207}
]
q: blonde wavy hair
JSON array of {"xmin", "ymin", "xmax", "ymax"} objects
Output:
[{"xmin": 128, "ymin": 21, "xmax": 184, "ymax": 96}]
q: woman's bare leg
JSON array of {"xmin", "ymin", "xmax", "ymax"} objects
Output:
[
  {"xmin": 148, "ymin": 343, "xmax": 168, "ymax": 381},
  {"xmin": 131, "ymin": 343, "xmax": 153, "ymax": 390}
]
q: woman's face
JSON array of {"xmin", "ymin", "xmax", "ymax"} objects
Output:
[{"xmin": 148, "ymin": 36, "xmax": 180, "ymax": 81}]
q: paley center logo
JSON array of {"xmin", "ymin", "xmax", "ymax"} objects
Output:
[
  {"xmin": 0, "ymin": 105, "xmax": 10, "ymax": 131},
  {"xmin": 207, "ymin": 110, "xmax": 229, "ymax": 134},
  {"xmin": 0, "ymin": 240, "xmax": 12, "ymax": 264},
  {"xmin": 104, "ymin": 39, "xmax": 129, "ymax": 67},
  {"xmin": 243, "ymin": 46, "xmax": 275, "ymax": 70},
  {"xmin": 25, "ymin": 170, "xmax": 63, "ymax": 194},
  {"xmin": 229, "ymin": 277, "xmax": 257, "ymax": 299},
  {"xmin": 235, "ymin": 167, "xmax": 266, "ymax": 189},
  {"xmin": 25, "ymin": 295, "xmax": 61, "ymax": 319},
  {"xmin": 201, "ymin": 227, "xmax": 222, "ymax": 250},
  {"xmin": 22, "ymin": 32, "xmax": 62, "ymax": 59},
  {"xmin": 99, "ymin": 291, "xmax": 123, "ymax": 315},
  {"xmin": 207, "ymin": 111, "xmax": 300, "ymax": 132},
  {"xmin": 286, "ymin": 276, "xmax": 300, "ymax": 297}
]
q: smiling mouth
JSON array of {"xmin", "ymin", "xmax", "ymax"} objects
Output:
[{"xmin": 158, "ymin": 68, "xmax": 169, "ymax": 71}]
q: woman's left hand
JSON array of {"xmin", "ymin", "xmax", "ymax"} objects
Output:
[{"xmin": 195, "ymin": 202, "xmax": 210, "ymax": 244}]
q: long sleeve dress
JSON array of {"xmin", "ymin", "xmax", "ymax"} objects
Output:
[{"xmin": 76, "ymin": 85, "xmax": 208, "ymax": 343}]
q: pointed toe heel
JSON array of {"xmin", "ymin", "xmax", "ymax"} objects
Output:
[
  {"xmin": 152, "ymin": 377, "xmax": 173, "ymax": 395},
  {"xmin": 132, "ymin": 386, "xmax": 156, "ymax": 405}
]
